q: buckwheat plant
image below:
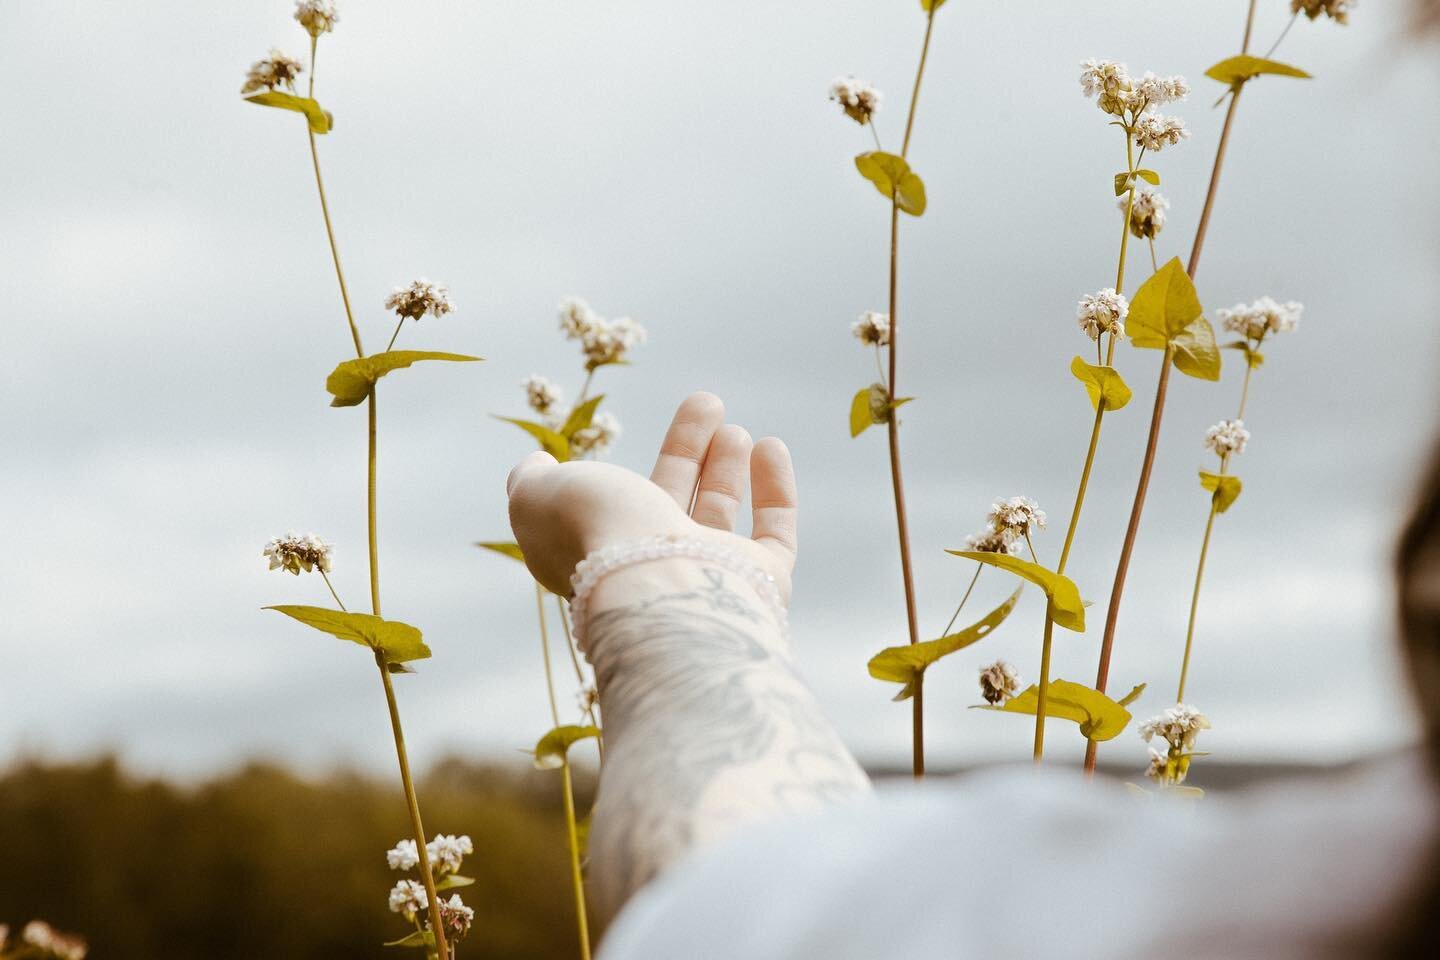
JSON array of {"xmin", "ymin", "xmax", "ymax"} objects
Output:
[
  {"xmin": 385, "ymin": 834, "xmax": 477, "ymax": 956},
  {"xmin": 241, "ymin": 3, "xmax": 481, "ymax": 952},
  {"xmin": 838, "ymin": 0, "xmax": 948, "ymax": 778},
  {"xmin": 1083, "ymin": 0, "xmax": 1347, "ymax": 775},
  {"xmin": 1138, "ymin": 703, "xmax": 1212, "ymax": 797},
  {"xmin": 0, "ymin": 921, "xmax": 87, "ymax": 960}
]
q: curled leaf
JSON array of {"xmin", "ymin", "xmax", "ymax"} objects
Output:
[
  {"xmin": 534, "ymin": 724, "xmax": 601, "ymax": 770},
  {"xmin": 495, "ymin": 416, "xmax": 570, "ymax": 461},
  {"xmin": 946, "ymin": 551, "xmax": 1085, "ymax": 632},
  {"xmin": 1205, "ymin": 55, "xmax": 1311, "ymax": 85},
  {"xmin": 326, "ymin": 351, "xmax": 481, "ymax": 407},
  {"xmin": 1199, "ymin": 471, "xmax": 1243, "ymax": 513},
  {"xmin": 244, "ymin": 91, "xmax": 333, "ymax": 134},
  {"xmin": 1070, "ymin": 356, "xmax": 1132, "ymax": 411},
  {"xmin": 976, "ymin": 678, "xmax": 1133, "ymax": 741},
  {"xmin": 264, "ymin": 605, "xmax": 431, "ymax": 664},
  {"xmin": 854, "ymin": 152, "xmax": 927, "ymax": 216},
  {"xmin": 476, "ymin": 541, "xmax": 524, "ymax": 562},
  {"xmin": 867, "ymin": 586, "xmax": 1023, "ymax": 700}
]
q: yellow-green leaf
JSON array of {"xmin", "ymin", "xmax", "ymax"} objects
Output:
[
  {"xmin": 383, "ymin": 928, "xmax": 434, "ymax": 949},
  {"xmin": 1112, "ymin": 168, "xmax": 1160, "ymax": 196},
  {"xmin": 867, "ymin": 586, "xmax": 1023, "ymax": 700},
  {"xmin": 476, "ymin": 541, "xmax": 524, "ymax": 562},
  {"xmin": 854, "ymin": 152, "xmax": 927, "ymax": 216},
  {"xmin": 434, "ymin": 874, "xmax": 475, "ymax": 891},
  {"xmin": 559, "ymin": 394, "xmax": 604, "ymax": 439},
  {"xmin": 920, "ymin": 0, "xmax": 947, "ymax": 10},
  {"xmin": 1127, "ymin": 257, "xmax": 1204, "ymax": 348},
  {"xmin": 1223, "ymin": 340, "xmax": 1265, "ymax": 368},
  {"xmin": 849, "ymin": 383, "xmax": 889, "ymax": 438},
  {"xmin": 1070, "ymin": 356, "xmax": 1132, "ymax": 411},
  {"xmin": 264, "ymin": 605, "xmax": 431, "ymax": 664},
  {"xmin": 495, "ymin": 416, "xmax": 571, "ymax": 461},
  {"xmin": 534, "ymin": 725, "xmax": 601, "ymax": 770},
  {"xmin": 243, "ymin": 91, "xmax": 333, "ymax": 134},
  {"xmin": 1118, "ymin": 682, "xmax": 1147, "ymax": 707},
  {"xmin": 1205, "ymin": 54, "xmax": 1311, "ymax": 85},
  {"xmin": 326, "ymin": 351, "xmax": 481, "ymax": 407},
  {"xmin": 1199, "ymin": 470, "xmax": 1243, "ymax": 513},
  {"xmin": 946, "ymin": 551, "xmax": 1085, "ymax": 632},
  {"xmin": 979, "ymin": 678, "xmax": 1133, "ymax": 741},
  {"xmin": 1170, "ymin": 315, "xmax": 1221, "ymax": 381}
]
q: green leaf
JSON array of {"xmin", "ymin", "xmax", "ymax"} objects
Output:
[
  {"xmin": 559, "ymin": 394, "xmax": 605, "ymax": 439},
  {"xmin": 1135, "ymin": 169, "xmax": 1160, "ymax": 185},
  {"xmin": 244, "ymin": 91, "xmax": 333, "ymax": 134},
  {"xmin": 1199, "ymin": 470, "xmax": 1243, "ymax": 513},
  {"xmin": 1070, "ymin": 356, "xmax": 1132, "ymax": 411},
  {"xmin": 495, "ymin": 416, "xmax": 571, "ymax": 461},
  {"xmin": 475, "ymin": 541, "xmax": 525, "ymax": 562},
  {"xmin": 854, "ymin": 152, "xmax": 927, "ymax": 216},
  {"xmin": 1117, "ymin": 682, "xmax": 1147, "ymax": 707},
  {"xmin": 920, "ymin": 0, "xmax": 947, "ymax": 10},
  {"xmin": 946, "ymin": 551, "xmax": 1085, "ymax": 632},
  {"xmin": 264, "ymin": 606, "xmax": 431, "ymax": 664},
  {"xmin": 849, "ymin": 383, "xmax": 890, "ymax": 438},
  {"xmin": 326, "ymin": 351, "xmax": 481, "ymax": 407},
  {"xmin": 1205, "ymin": 54, "xmax": 1311, "ymax": 85},
  {"xmin": 1170, "ymin": 315, "xmax": 1221, "ymax": 381},
  {"xmin": 434, "ymin": 874, "xmax": 475, "ymax": 891},
  {"xmin": 1222, "ymin": 340, "xmax": 1265, "ymax": 368},
  {"xmin": 978, "ymin": 678, "xmax": 1133, "ymax": 741},
  {"xmin": 1112, "ymin": 168, "xmax": 1160, "ymax": 196},
  {"xmin": 1127, "ymin": 257, "xmax": 1204, "ymax": 347},
  {"xmin": 867, "ymin": 586, "xmax": 1023, "ymax": 700},
  {"xmin": 383, "ymin": 929, "xmax": 435, "ymax": 949},
  {"xmin": 534, "ymin": 724, "xmax": 600, "ymax": 770}
]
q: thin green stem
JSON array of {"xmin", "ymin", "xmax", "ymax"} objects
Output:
[
  {"xmin": 1263, "ymin": 10, "xmax": 1299, "ymax": 59},
  {"xmin": 940, "ymin": 564, "xmax": 983, "ymax": 637},
  {"xmin": 868, "ymin": 120, "xmax": 883, "ymax": 153},
  {"xmin": 368, "ymin": 390, "xmax": 381, "ymax": 617},
  {"xmin": 900, "ymin": 13, "xmax": 936, "ymax": 158},
  {"xmin": 874, "ymin": 345, "xmax": 888, "ymax": 388},
  {"xmin": 1237, "ymin": 360, "xmax": 1256, "ymax": 419},
  {"xmin": 1148, "ymin": 236, "xmax": 1159, "ymax": 274},
  {"xmin": 575, "ymin": 369, "xmax": 596, "ymax": 406},
  {"xmin": 1034, "ymin": 609, "xmax": 1055, "ymax": 761},
  {"xmin": 556, "ymin": 596, "xmax": 604, "ymax": 760},
  {"xmin": 536, "ymin": 585, "xmax": 592, "ymax": 960},
  {"xmin": 1116, "ymin": 130, "xmax": 1137, "ymax": 293},
  {"xmin": 1176, "ymin": 502, "xmax": 1219, "ymax": 702},
  {"xmin": 386, "ymin": 316, "xmax": 406, "ymax": 353},
  {"xmin": 320, "ymin": 570, "xmax": 347, "ymax": 611}
]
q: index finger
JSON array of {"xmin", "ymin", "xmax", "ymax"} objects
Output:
[{"xmin": 749, "ymin": 437, "xmax": 798, "ymax": 559}]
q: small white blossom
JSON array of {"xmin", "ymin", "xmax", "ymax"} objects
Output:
[
  {"xmin": 1144, "ymin": 748, "xmax": 1169, "ymax": 782},
  {"xmin": 1076, "ymin": 288, "xmax": 1128, "ymax": 342},
  {"xmin": 1217, "ymin": 296, "xmax": 1303, "ymax": 342},
  {"xmin": 241, "ymin": 50, "xmax": 304, "ymax": 95},
  {"xmin": 1120, "ymin": 187, "xmax": 1168, "ymax": 239},
  {"xmin": 1079, "ymin": 58, "xmax": 1131, "ymax": 99},
  {"xmin": 1204, "ymin": 418, "xmax": 1250, "ymax": 458},
  {"xmin": 1135, "ymin": 71, "xmax": 1190, "ymax": 107},
  {"xmin": 851, "ymin": 310, "xmax": 891, "ymax": 347},
  {"xmin": 570, "ymin": 411, "xmax": 621, "ymax": 459},
  {"xmin": 1292, "ymin": 0, "xmax": 1354, "ymax": 23},
  {"xmin": 1133, "ymin": 112, "xmax": 1190, "ymax": 151},
  {"xmin": 385, "ymin": 279, "xmax": 455, "ymax": 321},
  {"xmin": 21, "ymin": 922, "xmax": 87, "ymax": 960},
  {"xmin": 829, "ymin": 76, "xmax": 883, "ymax": 125},
  {"xmin": 978, "ymin": 660, "xmax": 1021, "ymax": 705},
  {"xmin": 522, "ymin": 375, "xmax": 563, "ymax": 415},
  {"xmin": 388, "ymin": 879, "xmax": 429, "ymax": 921},
  {"xmin": 264, "ymin": 531, "xmax": 334, "ymax": 576},
  {"xmin": 385, "ymin": 839, "xmax": 419, "ymax": 871},
  {"xmin": 558, "ymin": 296, "xmax": 600, "ymax": 339},
  {"xmin": 581, "ymin": 317, "xmax": 646, "ymax": 369},
  {"xmin": 988, "ymin": 496, "xmax": 1046, "ymax": 540},
  {"xmin": 295, "ymin": 0, "xmax": 339, "ymax": 36},
  {"xmin": 963, "ymin": 527, "xmax": 1018, "ymax": 554},
  {"xmin": 426, "ymin": 834, "xmax": 474, "ymax": 876},
  {"xmin": 439, "ymin": 894, "xmax": 476, "ymax": 939},
  {"xmin": 1139, "ymin": 703, "xmax": 1211, "ymax": 751}
]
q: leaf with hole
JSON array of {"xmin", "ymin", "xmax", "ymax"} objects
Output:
[
  {"xmin": 867, "ymin": 586, "xmax": 1023, "ymax": 701},
  {"xmin": 264, "ymin": 606, "xmax": 431, "ymax": 664},
  {"xmin": 1199, "ymin": 471, "xmax": 1243, "ymax": 513},
  {"xmin": 946, "ymin": 551, "xmax": 1085, "ymax": 631},
  {"xmin": 1070, "ymin": 357, "xmax": 1132, "ymax": 411},
  {"xmin": 244, "ymin": 91, "xmax": 333, "ymax": 134},
  {"xmin": 854, "ymin": 152, "xmax": 927, "ymax": 216},
  {"xmin": 975, "ymin": 678, "xmax": 1133, "ymax": 741},
  {"xmin": 534, "ymin": 725, "xmax": 600, "ymax": 770},
  {"xmin": 326, "ymin": 351, "xmax": 481, "ymax": 407}
]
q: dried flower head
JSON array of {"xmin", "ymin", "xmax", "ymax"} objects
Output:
[
  {"xmin": 22, "ymin": 922, "xmax": 87, "ymax": 960},
  {"xmin": 426, "ymin": 834, "xmax": 474, "ymax": 876},
  {"xmin": 1204, "ymin": 418, "xmax": 1250, "ymax": 458},
  {"xmin": 1076, "ymin": 288, "xmax": 1128, "ymax": 342},
  {"xmin": 988, "ymin": 496, "xmax": 1046, "ymax": 540},
  {"xmin": 1292, "ymin": 0, "xmax": 1354, "ymax": 22},
  {"xmin": 385, "ymin": 279, "xmax": 455, "ymax": 321},
  {"xmin": 558, "ymin": 296, "xmax": 600, "ymax": 339},
  {"xmin": 576, "ymin": 685, "xmax": 599, "ymax": 715},
  {"xmin": 1121, "ymin": 187, "xmax": 1168, "ymax": 239},
  {"xmin": 581, "ymin": 317, "xmax": 646, "ymax": 369},
  {"xmin": 440, "ymin": 894, "xmax": 475, "ymax": 939},
  {"xmin": 1217, "ymin": 296, "xmax": 1303, "ymax": 342},
  {"xmin": 852, "ymin": 310, "xmax": 891, "ymax": 347},
  {"xmin": 963, "ymin": 526, "xmax": 1017, "ymax": 554},
  {"xmin": 1139, "ymin": 703, "xmax": 1211, "ymax": 751},
  {"xmin": 1135, "ymin": 71, "xmax": 1190, "ymax": 107},
  {"xmin": 294, "ymin": 0, "xmax": 339, "ymax": 36},
  {"xmin": 264, "ymin": 531, "xmax": 333, "ymax": 575},
  {"xmin": 522, "ymin": 375, "xmax": 563, "ymax": 415},
  {"xmin": 829, "ymin": 76, "xmax": 883, "ymax": 125},
  {"xmin": 1133, "ymin": 112, "xmax": 1190, "ymax": 151},
  {"xmin": 979, "ymin": 660, "xmax": 1022, "ymax": 705},
  {"xmin": 241, "ymin": 50, "xmax": 304, "ymax": 95},
  {"xmin": 385, "ymin": 838, "xmax": 419, "ymax": 871},
  {"xmin": 570, "ymin": 411, "xmax": 621, "ymax": 458},
  {"xmin": 388, "ymin": 879, "xmax": 429, "ymax": 921}
]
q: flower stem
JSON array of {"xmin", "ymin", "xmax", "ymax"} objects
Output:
[
  {"xmin": 556, "ymin": 596, "xmax": 604, "ymax": 760},
  {"xmin": 1116, "ymin": 131, "xmax": 1137, "ymax": 293},
  {"xmin": 368, "ymin": 389, "xmax": 381, "ymax": 617},
  {"xmin": 1263, "ymin": 10, "xmax": 1300, "ymax": 59},
  {"xmin": 1236, "ymin": 360, "xmax": 1256, "ymax": 419},
  {"xmin": 940, "ymin": 564, "xmax": 983, "ymax": 637},
  {"xmin": 1176, "ymin": 501, "xmax": 1219, "ymax": 702},
  {"xmin": 536, "ymin": 584, "xmax": 592, "ymax": 960},
  {"xmin": 1082, "ymin": 0, "xmax": 1259, "ymax": 775},
  {"xmin": 386, "ymin": 316, "xmax": 406, "ymax": 353},
  {"xmin": 320, "ymin": 570, "xmax": 347, "ymax": 611}
]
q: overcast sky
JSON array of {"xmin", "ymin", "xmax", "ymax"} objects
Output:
[{"xmin": 3, "ymin": 0, "xmax": 1438, "ymax": 781}]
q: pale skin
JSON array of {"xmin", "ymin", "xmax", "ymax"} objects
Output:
[{"xmin": 506, "ymin": 392, "xmax": 871, "ymax": 924}]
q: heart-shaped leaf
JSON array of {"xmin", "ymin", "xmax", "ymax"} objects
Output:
[
  {"xmin": 1070, "ymin": 356, "xmax": 1133, "ymax": 411},
  {"xmin": 265, "ymin": 606, "xmax": 431, "ymax": 664},
  {"xmin": 1199, "ymin": 471, "xmax": 1243, "ymax": 513},
  {"xmin": 849, "ymin": 383, "xmax": 892, "ymax": 437},
  {"xmin": 244, "ymin": 91, "xmax": 333, "ymax": 134},
  {"xmin": 867, "ymin": 586, "xmax": 1023, "ymax": 700},
  {"xmin": 854, "ymin": 152, "xmax": 927, "ymax": 216},
  {"xmin": 976, "ymin": 678, "xmax": 1133, "ymax": 741},
  {"xmin": 495, "ymin": 416, "xmax": 570, "ymax": 461},
  {"xmin": 1170, "ymin": 315, "xmax": 1221, "ymax": 381},
  {"xmin": 1205, "ymin": 55, "xmax": 1311, "ymax": 85},
  {"xmin": 1128, "ymin": 257, "xmax": 1204, "ymax": 346},
  {"xmin": 534, "ymin": 725, "xmax": 601, "ymax": 770},
  {"xmin": 326, "ymin": 351, "xmax": 481, "ymax": 407},
  {"xmin": 946, "ymin": 551, "xmax": 1085, "ymax": 632}
]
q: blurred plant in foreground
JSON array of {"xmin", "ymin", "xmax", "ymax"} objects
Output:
[{"xmin": 0, "ymin": 921, "xmax": 87, "ymax": 960}]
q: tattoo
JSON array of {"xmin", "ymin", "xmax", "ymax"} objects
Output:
[{"xmin": 584, "ymin": 569, "xmax": 870, "ymax": 922}]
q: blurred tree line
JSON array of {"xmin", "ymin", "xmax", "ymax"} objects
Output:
[{"xmin": 0, "ymin": 756, "xmax": 598, "ymax": 959}]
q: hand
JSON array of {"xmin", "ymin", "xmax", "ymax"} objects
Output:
[{"xmin": 505, "ymin": 392, "xmax": 799, "ymax": 603}]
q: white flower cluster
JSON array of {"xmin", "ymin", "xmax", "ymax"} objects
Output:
[
  {"xmin": 978, "ymin": 660, "xmax": 1021, "ymax": 705},
  {"xmin": 1293, "ymin": 0, "xmax": 1354, "ymax": 23},
  {"xmin": 294, "ymin": 0, "xmax": 339, "ymax": 36},
  {"xmin": 1132, "ymin": 111, "xmax": 1190, "ymax": 152},
  {"xmin": 1076, "ymin": 288, "xmax": 1128, "ymax": 342},
  {"xmin": 963, "ymin": 527, "xmax": 1019, "ymax": 555},
  {"xmin": 829, "ymin": 76, "xmax": 883, "ymax": 125},
  {"xmin": 1120, "ymin": 186, "xmax": 1168, "ymax": 239},
  {"xmin": 264, "ymin": 531, "xmax": 333, "ymax": 576},
  {"xmin": 1204, "ymin": 418, "xmax": 1250, "ymax": 458},
  {"xmin": 988, "ymin": 496, "xmax": 1047, "ymax": 540},
  {"xmin": 522, "ymin": 374, "xmax": 563, "ymax": 416},
  {"xmin": 388, "ymin": 878, "xmax": 428, "ymax": 921},
  {"xmin": 385, "ymin": 279, "xmax": 455, "ymax": 321},
  {"xmin": 851, "ymin": 310, "xmax": 891, "ymax": 347},
  {"xmin": 1217, "ymin": 296, "xmax": 1303, "ymax": 342},
  {"xmin": 241, "ymin": 50, "xmax": 304, "ymax": 95},
  {"xmin": 385, "ymin": 833, "xmax": 475, "ymax": 939},
  {"xmin": 20, "ymin": 921, "xmax": 87, "ymax": 960},
  {"xmin": 557, "ymin": 296, "xmax": 646, "ymax": 369},
  {"xmin": 439, "ymin": 893, "xmax": 476, "ymax": 939},
  {"xmin": 571, "ymin": 411, "xmax": 622, "ymax": 459},
  {"xmin": 1079, "ymin": 59, "xmax": 1190, "ymax": 151},
  {"xmin": 386, "ymin": 833, "xmax": 474, "ymax": 876},
  {"xmin": 1139, "ymin": 703, "xmax": 1211, "ymax": 752}
]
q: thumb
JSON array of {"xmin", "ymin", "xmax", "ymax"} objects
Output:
[{"xmin": 506, "ymin": 450, "xmax": 558, "ymax": 497}]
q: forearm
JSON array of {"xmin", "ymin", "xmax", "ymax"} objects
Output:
[{"xmin": 581, "ymin": 557, "xmax": 871, "ymax": 923}]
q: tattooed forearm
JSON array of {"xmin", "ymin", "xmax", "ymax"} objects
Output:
[{"xmin": 581, "ymin": 560, "xmax": 871, "ymax": 923}]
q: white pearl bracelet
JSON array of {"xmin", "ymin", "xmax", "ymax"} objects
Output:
[{"xmin": 568, "ymin": 534, "xmax": 788, "ymax": 650}]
